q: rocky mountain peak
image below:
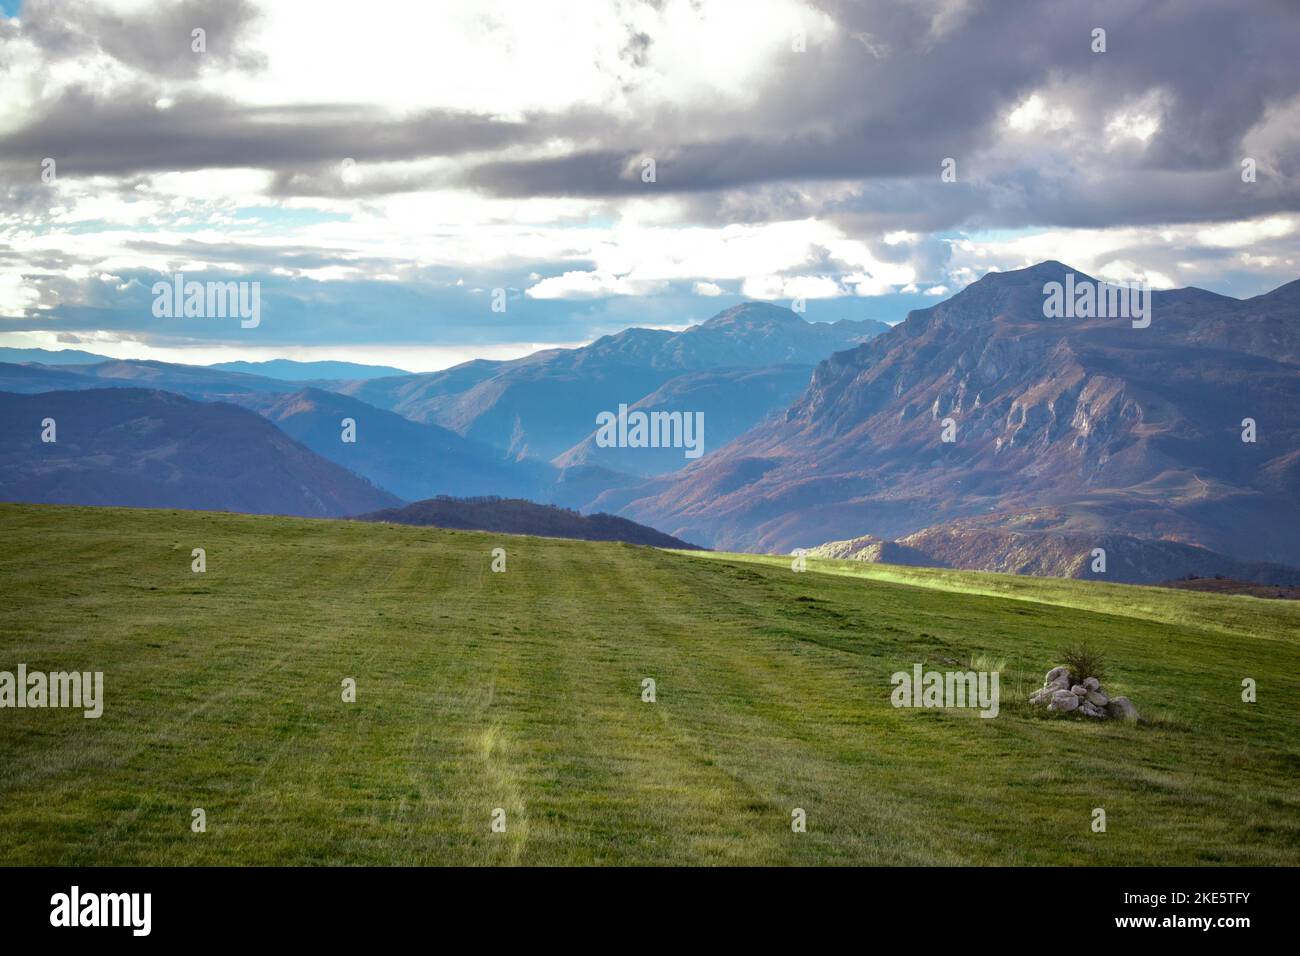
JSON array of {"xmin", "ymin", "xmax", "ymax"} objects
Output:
[{"xmin": 699, "ymin": 301, "xmax": 802, "ymax": 328}]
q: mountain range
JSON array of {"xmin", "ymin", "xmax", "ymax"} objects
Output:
[
  {"xmin": 0, "ymin": 347, "xmax": 111, "ymax": 365},
  {"xmin": 1, "ymin": 304, "xmax": 883, "ymax": 483},
  {"xmin": 208, "ymin": 359, "xmax": 411, "ymax": 380},
  {"xmin": 337, "ymin": 303, "xmax": 889, "ymax": 463},
  {"xmin": 0, "ymin": 357, "xmax": 305, "ymax": 397},
  {"xmin": 0, "ymin": 348, "xmax": 409, "ymax": 381},
  {"xmin": 612, "ymin": 262, "xmax": 1300, "ymax": 579},
  {"xmin": 2, "ymin": 265, "xmax": 1296, "ymax": 585}
]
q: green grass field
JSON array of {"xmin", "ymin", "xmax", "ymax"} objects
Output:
[{"xmin": 1, "ymin": 502, "xmax": 1297, "ymax": 865}]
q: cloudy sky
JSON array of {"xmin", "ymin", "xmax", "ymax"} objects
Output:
[{"xmin": 1, "ymin": 0, "xmax": 1298, "ymax": 370}]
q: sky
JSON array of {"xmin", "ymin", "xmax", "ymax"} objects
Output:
[{"xmin": 1, "ymin": 0, "xmax": 1298, "ymax": 371}]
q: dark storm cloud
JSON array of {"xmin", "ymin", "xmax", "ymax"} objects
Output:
[
  {"xmin": 0, "ymin": 87, "xmax": 537, "ymax": 180},
  {"xmin": 11, "ymin": 0, "xmax": 265, "ymax": 76},
  {"xmin": 463, "ymin": 2, "xmax": 1020, "ymax": 197},
  {"xmin": 4, "ymin": 0, "xmax": 1299, "ymax": 230},
  {"xmin": 817, "ymin": 163, "xmax": 1298, "ymax": 234},
  {"xmin": 463, "ymin": 0, "xmax": 1300, "ymax": 230}
]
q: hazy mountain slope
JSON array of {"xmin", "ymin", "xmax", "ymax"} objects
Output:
[
  {"xmin": 432, "ymin": 361, "xmax": 674, "ymax": 460},
  {"xmin": 0, "ymin": 358, "xmax": 304, "ymax": 398},
  {"xmin": 356, "ymin": 496, "xmax": 702, "ymax": 549},
  {"xmin": 636, "ymin": 304, "xmax": 890, "ymax": 368},
  {"xmin": 0, "ymin": 308, "xmax": 888, "ymax": 481},
  {"xmin": 544, "ymin": 463, "xmax": 643, "ymax": 511},
  {"xmin": 339, "ymin": 358, "xmax": 505, "ymax": 416},
  {"xmin": 336, "ymin": 304, "xmax": 888, "ymax": 460},
  {"xmin": 0, "ymin": 366, "xmax": 643, "ymax": 512},
  {"xmin": 0, "ymin": 347, "xmax": 112, "ymax": 365},
  {"xmin": 551, "ymin": 364, "xmax": 814, "ymax": 476},
  {"xmin": 0, "ymin": 362, "xmax": 110, "ymax": 392},
  {"xmin": 619, "ymin": 262, "xmax": 1300, "ymax": 569},
  {"xmin": 227, "ymin": 387, "xmax": 553, "ymax": 501},
  {"xmin": 0, "ymin": 388, "xmax": 400, "ymax": 517},
  {"xmin": 62, "ymin": 358, "xmax": 307, "ymax": 396},
  {"xmin": 210, "ymin": 359, "xmax": 410, "ymax": 380}
]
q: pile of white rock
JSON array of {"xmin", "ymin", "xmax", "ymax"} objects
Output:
[{"xmin": 1029, "ymin": 666, "xmax": 1139, "ymax": 721}]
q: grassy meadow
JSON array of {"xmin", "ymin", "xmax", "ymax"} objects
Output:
[{"xmin": 1, "ymin": 502, "xmax": 1297, "ymax": 865}]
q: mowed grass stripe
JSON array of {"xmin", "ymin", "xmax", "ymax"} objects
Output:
[{"xmin": 1, "ymin": 503, "xmax": 1297, "ymax": 865}]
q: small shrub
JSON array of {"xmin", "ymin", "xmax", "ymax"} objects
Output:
[{"xmin": 1061, "ymin": 642, "xmax": 1106, "ymax": 682}]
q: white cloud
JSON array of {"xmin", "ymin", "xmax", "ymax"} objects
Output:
[
  {"xmin": 1104, "ymin": 90, "xmax": 1169, "ymax": 147},
  {"xmin": 741, "ymin": 273, "xmax": 839, "ymax": 300},
  {"xmin": 206, "ymin": 0, "xmax": 828, "ymax": 121},
  {"xmin": 782, "ymin": 275, "xmax": 841, "ymax": 299},
  {"xmin": 740, "ymin": 275, "xmax": 785, "ymax": 299},
  {"xmin": 1006, "ymin": 93, "xmax": 1073, "ymax": 133},
  {"xmin": 1195, "ymin": 217, "xmax": 1296, "ymax": 248},
  {"xmin": 0, "ymin": 272, "xmax": 42, "ymax": 316},
  {"xmin": 526, "ymin": 270, "xmax": 661, "ymax": 299}
]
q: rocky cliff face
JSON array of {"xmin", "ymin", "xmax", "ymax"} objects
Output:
[
  {"xmin": 807, "ymin": 523, "xmax": 1300, "ymax": 585},
  {"xmin": 805, "ymin": 534, "xmax": 943, "ymax": 567}
]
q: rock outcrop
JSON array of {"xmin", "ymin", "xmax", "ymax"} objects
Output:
[{"xmin": 1029, "ymin": 668, "xmax": 1140, "ymax": 721}]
